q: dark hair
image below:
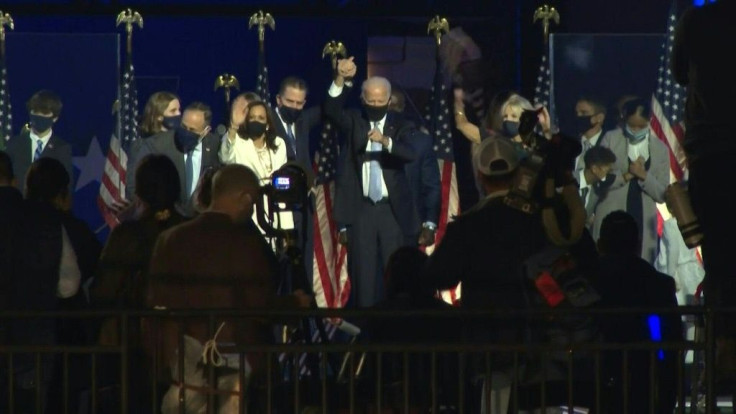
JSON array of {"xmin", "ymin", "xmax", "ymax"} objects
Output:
[
  {"xmin": 243, "ymin": 101, "xmax": 279, "ymax": 152},
  {"xmin": 384, "ymin": 246, "xmax": 431, "ymax": 300},
  {"xmin": 26, "ymin": 90, "xmax": 63, "ymax": 118},
  {"xmin": 0, "ymin": 150, "xmax": 13, "ymax": 183},
  {"xmin": 25, "ymin": 157, "xmax": 69, "ymax": 203},
  {"xmin": 583, "ymin": 146, "xmax": 616, "ymax": 168},
  {"xmin": 232, "ymin": 91, "xmax": 261, "ymax": 109},
  {"xmin": 621, "ymin": 97, "xmax": 651, "ymax": 120},
  {"xmin": 278, "ymin": 76, "xmax": 308, "ymax": 96},
  {"xmin": 185, "ymin": 101, "xmax": 212, "ymax": 126},
  {"xmin": 134, "ymin": 154, "xmax": 180, "ymax": 215},
  {"xmin": 599, "ymin": 210, "xmax": 640, "ymax": 255},
  {"xmin": 141, "ymin": 91, "xmax": 179, "ymax": 137},
  {"xmin": 576, "ymin": 95, "xmax": 607, "ymax": 115},
  {"xmin": 389, "ymin": 89, "xmax": 406, "ymax": 113}
]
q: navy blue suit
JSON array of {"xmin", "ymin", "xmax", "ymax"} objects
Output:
[
  {"xmin": 403, "ymin": 128, "xmax": 441, "ymax": 236},
  {"xmin": 326, "ymin": 86, "xmax": 419, "ymax": 307}
]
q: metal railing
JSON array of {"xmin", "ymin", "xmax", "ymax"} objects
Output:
[{"xmin": 0, "ymin": 306, "xmax": 728, "ymax": 414}]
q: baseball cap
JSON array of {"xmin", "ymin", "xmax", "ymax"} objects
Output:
[{"xmin": 474, "ymin": 138, "xmax": 520, "ymax": 176}]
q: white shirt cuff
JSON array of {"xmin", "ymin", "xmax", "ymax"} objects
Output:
[
  {"xmin": 385, "ymin": 137, "xmax": 393, "ymax": 153},
  {"xmin": 328, "ymin": 82, "xmax": 344, "ymax": 97}
]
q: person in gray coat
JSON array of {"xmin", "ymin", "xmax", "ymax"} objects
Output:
[{"xmin": 591, "ymin": 98, "xmax": 669, "ymax": 264}]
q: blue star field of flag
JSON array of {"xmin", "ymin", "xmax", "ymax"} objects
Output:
[
  {"xmin": 655, "ymin": 4, "xmax": 686, "ymax": 126},
  {"xmin": 0, "ymin": 57, "xmax": 12, "ymax": 145}
]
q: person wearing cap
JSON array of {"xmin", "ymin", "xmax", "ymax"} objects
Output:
[{"xmin": 426, "ymin": 138, "xmax": 549, "ymax": 413}]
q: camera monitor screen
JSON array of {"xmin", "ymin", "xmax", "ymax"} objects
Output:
[{"xmin": 273, "ymin": 176, "xmax": 291, "ymax": 190}]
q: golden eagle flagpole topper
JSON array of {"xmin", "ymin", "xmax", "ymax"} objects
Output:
[
  {"xmin": 249, "ymin": 10, "xmax": 275, "ymax": 45},
  {"xmin": 116, "ymin": 9, "xmax": 143, "ymax": 55},
  {"xmin": 533, "ymin": 4, "xmax": 560, "ymax": 44},
  {"xmin": 322, "ymin": 40, "xmax": 348, "ymax": 71},
  {"xmin": 427, "ymin": 15, "xmax": 450, "ymax": 47},
  {"xmin": 214, "ymin": 73, "xmax": 240, "ymax": 104},
  {"xmin": 0, "ymin": 11, "xmax": 14, "ymax": 58}
]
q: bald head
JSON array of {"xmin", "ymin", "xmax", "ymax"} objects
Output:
[
  {"xmin": 361, "ymin": 76, "xmax": 392, "ymax": 104},
  {"xmin": 210, "ymin": 164, "xmax": 260, "ymax": 222}
]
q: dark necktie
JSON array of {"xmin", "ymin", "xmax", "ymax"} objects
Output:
[{"xmin": 285, "ymin": 124, "xmax": 297, "ymax": 160}]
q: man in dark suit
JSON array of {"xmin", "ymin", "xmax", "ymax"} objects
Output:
[
  {"xmin": 272, "ymin": 77, "xmax": 323, "ymax": 282},
  {"xmin": 596, "ymin": 210, "xmax": 681, "ymax": 414},
  {"xmin": 272, "ymin": 76, "xmax": 322, "ymax": 171},
  {"xmin": 577, "ymin": 145, "xmax": 616, "ymax": 228},
  {"xmin": 326, "ymin": 57, "xmax": 419, "ymax": 307},
  {"xmin": 5, "ymin": 90, "xmax": 73, "ymax": 193},
  {"xmin": 388, "ymin": 89, "xmax": 441, "ymax": 246},
  {"xmin": 0, "ymin": 151, "xmax": 22, "ymax": 313},
  {"xmin": 128, "ymin": 101, "xmax": 220, "ymax": 217}
]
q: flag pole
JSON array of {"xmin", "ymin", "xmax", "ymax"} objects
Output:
[
  {"xmin": 214, "ymin": 73, "xmax": 240, "ymax": 128},
  {"xmin": 533, "ymin": 4, "xmax": 560, "ymax": 44},
  {"xmin": 249, "ymin": 10, "xmax": 275, "ymax": 104},
  {"xmin": 0, "ymin": 11, "xmax": 14, "ymax": 61}
]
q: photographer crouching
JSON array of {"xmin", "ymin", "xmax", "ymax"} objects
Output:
[{"xmin": 426, "ymin": 104, "xmax": 600, "ymax": 412}]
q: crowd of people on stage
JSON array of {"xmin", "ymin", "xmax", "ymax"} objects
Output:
[{"xmin": 1, "ymin": 0, "xmax": 733, "ymax": 407}]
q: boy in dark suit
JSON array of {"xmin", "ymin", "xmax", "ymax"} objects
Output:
[{"xmin": 5, "ymin": 90, "xmax": 73, "ymax": 193}]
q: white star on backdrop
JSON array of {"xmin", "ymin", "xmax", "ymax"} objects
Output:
[{"xmin": 73, "ymin": 136, "xmax": 106, "ymax": 191}]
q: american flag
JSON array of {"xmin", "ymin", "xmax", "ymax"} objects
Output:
[
  {"xmin": 533, "ymin": 40, "xmax": 558, "ymax": 126},
  {"xmin": 98, "ymin": 60, "xmax": 139, "ymax": 229},
  {"xmin": 255, "ymin": 44, "xmax": 271, "ymax": 106},
  {"xmin": 312, "ymin": 121, "xmax": 351, "ymax": 308},
  {"xmin": 424, "ymin": 56, "xmax": 461, "ymax": 305},
  {"xmin": 0, "ymin": 54, "xmax": 12, "ymax": 147},
  {"xmin": 650, "ymin": 0, "xmax": 687, "ymax": 184}
]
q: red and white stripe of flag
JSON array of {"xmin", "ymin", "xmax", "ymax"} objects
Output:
[
  {"xmin": 97, "ymin": 133, "xmax": 128, "ymax": 229},
  {"xmin": 312, "ymin": 181, "xmax": 351, "ymax": 309}
]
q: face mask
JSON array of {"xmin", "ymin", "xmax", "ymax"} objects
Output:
[
  {"xmin": 174, "ymin": 126, "xmax": 202, "ymax": 153},
  {"xmin": 501, "ymin": 120, "xmax": 519, "ymax": 138},
  {"xmin": 162, "ymin": 115, "xmax": 182, "ymax": 130},
  {"xmin": 624, "ymin": 125, "xmax": 649, "ymax": 143},
  {"xmin": 29, "ymin": 114, "xmax": 54, "ymax": 133},
  {"xmin": 574, "ymin": 115, "xmax": 594, "ymax": 135},
  {"xmin": 279, "ymin": 106, "xmax": 302, "ymax": 124},
  {"xmin": 362, "ymin": 103, "xmax": 389, "ymax": 122},
  {"xmin": 245, "ymin": 121, "xmax": 268, "ymax": 138}
]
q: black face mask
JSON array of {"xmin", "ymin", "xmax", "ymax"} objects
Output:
[
  {"xmin": 362, "ymin": 103, "xmax": 389, "ymax": 122},
  {"xmin": 279, "ymin": 106, "xmax": 302, "ymax": 124},
  {"xmin": 501, "ymin": 120, "xmax": 519, "ymax": 138},
  {"xmin": 174, "ymin": 126, "xmax": 202, "ymax": 153},
  {"xmin": 29, "ymin": 114, "xmax": 54, "ymax": 133},
  {"xmin": 162, "ymin": 115, "xmax": 182, "ymax": 130},
  {"xmin": 574, "ymin": 115, "xmax": 594, "ymax": 135},
  {"xmin": 245, "ymin": 121, "xmax": 268, "ymax": 138}
]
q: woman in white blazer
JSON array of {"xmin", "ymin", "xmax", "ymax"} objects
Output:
[{"xmin": 219, "ymin": 101, "xmax": 293, "ymax": 239}]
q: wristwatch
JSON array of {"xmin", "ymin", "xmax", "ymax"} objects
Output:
[{"xmin": 423, "ymin": 222, "xmax": 437, "ymax": 231}]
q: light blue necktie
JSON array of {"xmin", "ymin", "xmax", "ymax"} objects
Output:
[
  {"xmin": 368, "ymin": 122, "xmax": 383, "ymax": 203},
  {"xmin": 33, "ymin": 139, "xmax": 43, "ymax": 161}
]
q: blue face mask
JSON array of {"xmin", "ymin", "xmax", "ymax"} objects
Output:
[
  {"xmin": 501, "ymin": 120, "xmax": 519, "ymax": 138},
  {"xmin": 624, "ymin": 125, "xmax": 649, "ymax": 143},
  {"xmin": 174, "ymin": 126, "xmax": 202, "ymax": 153}
]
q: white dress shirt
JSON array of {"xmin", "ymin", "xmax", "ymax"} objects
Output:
[
  {"xmin": 328, "ymin": 82, "xmax": 394, "ymax": 199},
  {"xmin": 628, "ymin": 134, "xmax": 651, "ymax": 162},
  {"xmin": 275, "ymin": 108, "xmax": 296, "ymax": 155},
  {"xmin": 184, "ymin": 141, "xmax": 203, "ymax": 196},
  {"xmin": 29, "ymin": 129, "xmax": 53, "ymax": 160}
]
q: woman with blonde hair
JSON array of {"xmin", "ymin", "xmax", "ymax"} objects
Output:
[{"xmin": 140, "ymin": 91, "xmax": 181, "ymax": 138}]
